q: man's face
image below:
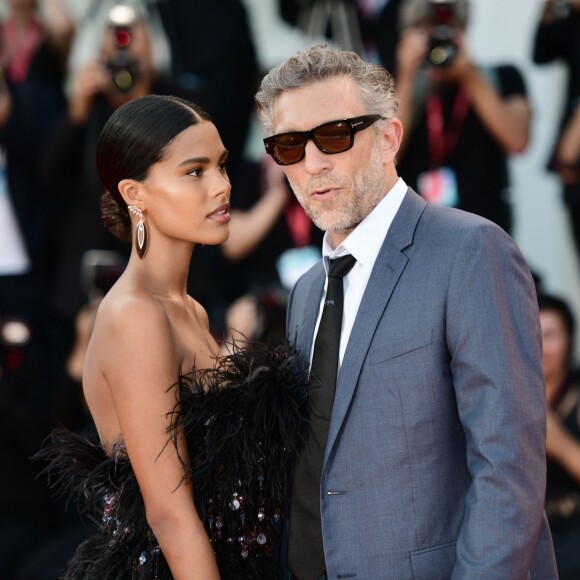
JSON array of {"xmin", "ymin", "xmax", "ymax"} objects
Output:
[{"xmin": 270, "ymin": 76, "xmax": 395, "ymax": 247}]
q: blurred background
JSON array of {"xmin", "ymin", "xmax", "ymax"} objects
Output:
[{"xmin": 1, "ymin": 0, "xmax": 580, "ymax": 577}]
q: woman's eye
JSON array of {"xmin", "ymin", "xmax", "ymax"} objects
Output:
[
  {"xmin": 219, "ymin": 160, "xmax": 228, "ymax": 172},
  {"xmin": 189, "ymin": 168, "xmax": 203, "ymax": 177}
]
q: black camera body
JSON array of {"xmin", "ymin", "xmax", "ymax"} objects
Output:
[
  {"xmin": 106, "ymin": 5, "xmax": 141, "ymax": 92},
  {"xmin": 427, "ymin": 0, "xmax": 460, "ymax": 67},
  {"xmin": 106, "ymin": 50, "xmax": 140, "ymax": 92}
]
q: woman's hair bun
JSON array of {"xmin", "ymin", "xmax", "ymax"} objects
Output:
[{"xmin": 100, "ymin": 191, "xmax": 132, "ymax": 241}]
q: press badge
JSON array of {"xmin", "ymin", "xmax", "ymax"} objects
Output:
[{"xmin": 417, "ymin": 167, "xmax": 459, "ymax": 207}]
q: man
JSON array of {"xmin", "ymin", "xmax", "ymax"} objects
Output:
[{"xmin": 255, "ymin": 43, "xmax": 556, "ymax": 579}]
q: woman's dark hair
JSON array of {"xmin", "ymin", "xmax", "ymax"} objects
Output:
[
  {"xmin": 538, "ymin": 293, "xmax": 576, "ymax": 347},
  {"xmin": 96, "ymin": 94, "xmax": 213, "ymax": 240}
]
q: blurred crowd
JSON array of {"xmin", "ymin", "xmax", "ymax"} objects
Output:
[{"xmin": 0, "ymin": 0, "xmax": 580, "ymax": 577}]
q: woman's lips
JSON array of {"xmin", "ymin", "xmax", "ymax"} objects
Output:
[{"xmin": 207, "ymin": 203, "xmax": 231, "ymax": 223}]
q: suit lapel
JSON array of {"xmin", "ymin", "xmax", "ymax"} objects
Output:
[
  {"xmin": 324, "ymin": 189, "xmax": 427, "ymax": 466},
  {"xmin": 293, "ymin": 264, "xmax": 325, "ymax": 363}
]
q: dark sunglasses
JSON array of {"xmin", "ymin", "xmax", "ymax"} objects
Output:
[{"xmin": 263, "ymin": 114, "xmax": 386, "ymax": 166}]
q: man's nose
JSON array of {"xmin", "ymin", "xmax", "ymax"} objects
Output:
[{"xmin": 303, "ymin": 140, "xmax": 332, "ymax": 174}]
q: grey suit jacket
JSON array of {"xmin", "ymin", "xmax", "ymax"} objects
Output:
[{"xmin": 286, "ymin": 189, "xmax": 557, "ymax": 579}]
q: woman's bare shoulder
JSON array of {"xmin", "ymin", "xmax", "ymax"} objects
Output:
[
  {"xmin": 187, "ymin": 295, "xmax": 210, "ymax": 328},
  {"xmin": 93, "ymin": 286, "xmax": 172, "ymax": 345}
]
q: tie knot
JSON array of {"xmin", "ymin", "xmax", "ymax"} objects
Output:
[{"xmin": 328, "ymin": 254, "xmax": 356, "ymax": 278}]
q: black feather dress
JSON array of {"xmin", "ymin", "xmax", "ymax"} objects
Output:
[{"xmin": 36, "ymin": 342, "xmax": 308, "ymax": 579}]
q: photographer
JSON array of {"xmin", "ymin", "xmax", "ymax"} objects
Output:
[
  {"xmin": 66, "ymin": 4, "xmax": 155, "ymax": 125},
  {"xmin": 395, "ymin": 0, "xmax": 531, "ymax": 234},
  {"xmin": 533, "ymin": 0, "xmax": 580, "ymax": 268},
  {"xmin": 40, "ymin": 5, "xmax": 159, "ymax": 342}
]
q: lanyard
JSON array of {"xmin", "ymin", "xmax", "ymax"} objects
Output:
[{"xmin": 426, "ymin": 87, "xmax": 471, "ymax": 168}]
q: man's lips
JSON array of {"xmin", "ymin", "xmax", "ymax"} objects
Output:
[
  {"xmin": 207, "ymin": 202, "xmax": 231, "ymax": 222},
  {"xmin": 310, "ymin": 187, "xmax": 339, "ymax": 199}
]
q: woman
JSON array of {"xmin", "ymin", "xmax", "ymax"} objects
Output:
[
  {"xmin": 38, "ymin": 94, "xmax": 306, "ymax": 579},
  {"xmin": 540, "ymin": 294, "xmax": 580, "ymax": 580}
]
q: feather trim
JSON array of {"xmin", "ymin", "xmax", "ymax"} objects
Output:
[{"xmin": 35, "ymin": 341, "xmax": 308, "ymax": 579}]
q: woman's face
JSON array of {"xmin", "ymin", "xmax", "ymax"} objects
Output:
[
  {"xmin": 141, "ymin": 120, "xmax": 231, "ymax": 247},
  {"xmin": 540, "ymin": 309, "xmax": 571, "ymax": 380}
]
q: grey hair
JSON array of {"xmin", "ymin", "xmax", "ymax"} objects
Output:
[
  {"xmin": 255, "ymin": 43, "xmax": 399, "ymax": 136},
  {"xmin": 399, "ymin": 0, "xmax": 469, "ymax": 31}
]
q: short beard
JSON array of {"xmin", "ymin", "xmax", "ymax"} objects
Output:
[{"xmin": 288, "ymin": 140, "xmax": 387, "ymax": 233}]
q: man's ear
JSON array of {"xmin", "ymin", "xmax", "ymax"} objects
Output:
[
  {"xmin": 379, "ymin": 118, "xmax": 404, "ymax": 164},
  {"xmin": 118, "ymin": 179, "xmax": 143, "ymax": 208}
]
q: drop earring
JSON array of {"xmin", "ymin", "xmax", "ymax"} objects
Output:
[{"xmin": 127, "ymin": 205, "xmax": 148, "ymax": 258}]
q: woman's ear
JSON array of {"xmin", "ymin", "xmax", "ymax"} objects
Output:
[{"xmin": 118, "ymin": 179, "xmax": 143, "ymax": 208}]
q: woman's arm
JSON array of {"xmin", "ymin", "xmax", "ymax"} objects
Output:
[{"xmin": 99, "ymin": 296, "xmax": 220, "ymax": 579}]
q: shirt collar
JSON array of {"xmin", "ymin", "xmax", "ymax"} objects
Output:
[{"xmin": 322, "ymin": 177, "xmax": 408, "ymax": 270}]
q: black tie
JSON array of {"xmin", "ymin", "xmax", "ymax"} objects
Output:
[{"xmin": 289, "ymin": 254, "xmax": 357, "ymax": 579}]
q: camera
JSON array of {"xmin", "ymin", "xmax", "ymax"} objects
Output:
[
  {"xmin": 106, "ymin": 4, "xmax": 141, "ymax": 92},
  {"xmin": 426, "ymin": 0, "xmax": 460, "ymax": 67}
]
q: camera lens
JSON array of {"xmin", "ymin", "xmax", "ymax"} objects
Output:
[
  {"xmin": 428, "ymin": 42, "xmax": 456, "ymax": 66},
  {"xmin": 112, "ymin": 69, "xmax": 134, "ymax": 91},
  {"xmin": 106, "ymin": 51, "xmax": 140, "ymax": 92},
  {"xmin": 426, "ymin": 0, "xmax": 459, "ymax": 67}
]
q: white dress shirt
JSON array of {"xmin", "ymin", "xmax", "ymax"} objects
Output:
[{"xmin": 311, "ymin": 177, "xmax": 408, "ymax": 369}]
